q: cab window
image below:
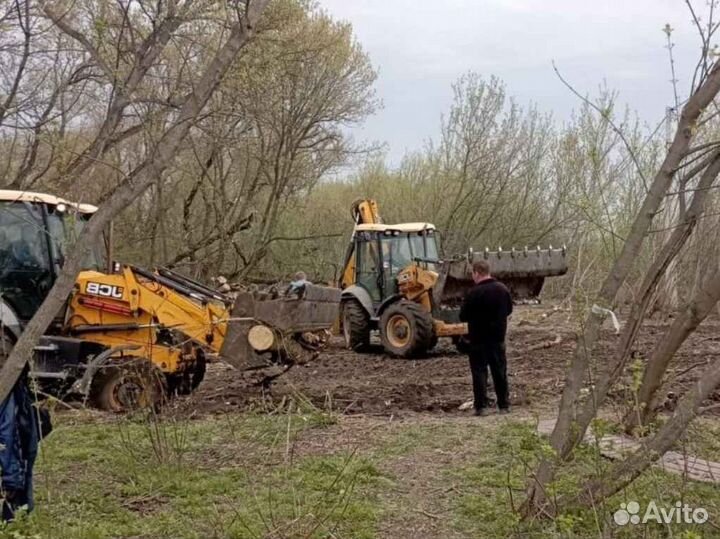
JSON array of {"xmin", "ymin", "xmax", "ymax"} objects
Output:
[{"xmin": 0, "ymin": 201, "xmax": 53, "ymax": 321}]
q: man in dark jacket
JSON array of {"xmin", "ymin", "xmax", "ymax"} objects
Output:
[{"xmin": 459, "ymin": 260, "xmax": 513, "ymax": 416}]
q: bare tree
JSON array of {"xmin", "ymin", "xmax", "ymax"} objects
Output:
[
  {"xmin": 0, "ymin": 1, "xmax": 97, "ymax": 190},
  {"xmin": 574, "ymin": 268, "xmax": 720, "ymax": 504},
  {"xmin": 0, "ymin": 0, "xmax": 271, "ymax": 402},
  {"xmin": 523, "ymin": 2, "xmax": 720, "ymax": 516},
  {"xmin": 119, "ymin": 4, "xmax": 377, "ymax": 280}
]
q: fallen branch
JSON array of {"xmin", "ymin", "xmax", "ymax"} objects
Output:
[
  {"xmin": 699, "ymin": 402, "xmax": 720, "ymax": 414},
  {"xmin": 411, "ymin": 509, "xmax": 441, "ymax": 520},
  {"xmin": 672, "ymin": 359, "xmax": 710, "ymax": 379},
  {"xmin": 525, "ymin": 335, "xmax": 562, "ymax": 352}
]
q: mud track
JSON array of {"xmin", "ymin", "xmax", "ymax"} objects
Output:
[{"xmin": 174, "ymin": 306, "xmax": 720, "ymax": 417}]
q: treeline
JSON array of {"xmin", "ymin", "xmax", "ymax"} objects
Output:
[
  {"xmin": 2, "ymin": 0, "xmax": 718, "ymax": 310},
  {"xmin": 265, "ymin": 71, "xmax": 720, "ymax": 312}
]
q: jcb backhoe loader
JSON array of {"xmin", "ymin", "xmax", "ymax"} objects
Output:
[
  {"xmin": 0, "ymin": 190, "xmax": 340, "ymax": 412},
  {"xmin": 339, "ymin": 199, "xmax": 567, "ymax": 357}
]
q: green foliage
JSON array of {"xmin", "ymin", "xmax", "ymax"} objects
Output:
[
  {"xmin": 450, "ymin": 421, "xmax": 720, "ymax": 538},
  {"xmin": 2, "ymin": 413, "xmax": 720, "ymax": 538},
  {"xmin": 240, "ymin": 79, "xmax": 661, "ymax": 304},
  {"xmin": 8, "ymin": 412, "xmax": 381, "ymax": 539},
  {"xmin": 113, "ymin": 0, "xmax": 378, "ymax": 281}
]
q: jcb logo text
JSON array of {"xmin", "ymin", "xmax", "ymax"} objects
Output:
[{"xmin": 86, "ymin": 282, "xmax": 124, "ymax": 299}]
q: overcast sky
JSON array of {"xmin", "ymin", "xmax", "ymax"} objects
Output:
[{"xmin": 319, "ymin": 0, "xmax": 704, "ymax": 164}]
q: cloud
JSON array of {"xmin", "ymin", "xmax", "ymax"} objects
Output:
[{"xmin": 319, "ymin": 0, "xmax": 705, "ymax": 163}]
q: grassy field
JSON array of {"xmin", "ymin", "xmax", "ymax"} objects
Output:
[{"xmin": 2, "ymin": 404, "xmax": 719, "ymax": 539}]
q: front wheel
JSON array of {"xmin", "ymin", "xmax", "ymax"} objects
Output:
[
  {"xmin": 380, "ymin": 300, "xmax": 435, "ymax": 358},
  {"xmin": 91, "ymin": 359, "xmax": 166, "ymax": 413}
]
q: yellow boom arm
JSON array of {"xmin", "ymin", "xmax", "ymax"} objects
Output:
[{"xmin": 340, "ymin": 199, "xmax": 381, "ymax": 288}]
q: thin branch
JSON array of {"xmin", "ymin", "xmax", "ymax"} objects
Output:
[
  {"xmin": 648, "ymin": 208, "xmax": 720, "ymax": 233},
  {"xmin": 552, "ymin": 60, "xmax": 649, "ymax": 191},
  {"xmin": 265, "ymin": 232, "xmax": 344, "ymax": 245},
  {"xmin": 39, "ymin": 2, "xmax": 114, "ymax": 79}
]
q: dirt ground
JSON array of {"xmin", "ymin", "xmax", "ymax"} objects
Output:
[{"xmin": 173, "ymin": 305, "xmax": 720, "ymax": 418}]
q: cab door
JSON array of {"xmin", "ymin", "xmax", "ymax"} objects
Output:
[
  {"xmin": 355, "ymin": 234, "xmax": 383, "ymax": 303},
  {"xmin": 0, "ymin": 201, "xmax": 54, "ymax": 322}
]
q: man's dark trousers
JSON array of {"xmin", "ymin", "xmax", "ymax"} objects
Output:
[{"xmin": 469, "ymin": 342, "xmax": 509, "ymax": 411}]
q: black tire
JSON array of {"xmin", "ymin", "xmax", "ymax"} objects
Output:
[
  {"xmin": 190, "ymin": 354, "xmax": 206, "ymax": 390},
  {"xmin": 342, "ymin": 299, "xmax": 371, "ymax": 352},
  {"xmin": 91, "ymin": 359, "xmax": 166, "ymax": 413},
  {"xmin": 167, "ymin": 353, "xmax": 206, "ymax": 396},
  {"xmin": 379, "ymin": 300, "xmax": 435, "ymax": 358}
]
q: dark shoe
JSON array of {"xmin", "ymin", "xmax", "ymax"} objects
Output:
[
  {"xmin": 474, "ymin": 408, "xmax": 490, "ymax": 417},
  {"xmin": 498, "ymin": 407, "xmax": 511, "ymax": 415}
]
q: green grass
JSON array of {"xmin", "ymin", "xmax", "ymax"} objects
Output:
[
  {"xmin": 449, "ymin": 421, "xmax": 720, "ymax": 538},
  {"xmin": 681, "ymin": 418, "xmax": 720, "ymax": 462},
  {"xmin": 2, "ymin": 410, "xmax": 720, "ymax": 539},
  {"xmin": 5, "ymin": 409, "xmax": 381, "ymax": 539}
]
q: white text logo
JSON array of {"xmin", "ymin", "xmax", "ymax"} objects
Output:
[{"xmin": 614, "ymin": 500, "xmax": 708, "ymax": 526}]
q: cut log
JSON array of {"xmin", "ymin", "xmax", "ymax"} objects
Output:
[{"xmin": 248, "ymin": 324, "xmax": 275, "ymax": 351}]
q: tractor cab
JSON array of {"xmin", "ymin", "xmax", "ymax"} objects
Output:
[
  {"xmin": 352, "ymin": 222, "xmax": 438, "ymax": 304},
  {"xmin": 0, "ymin": 190, "xmax": 102, "ymax": 326}
]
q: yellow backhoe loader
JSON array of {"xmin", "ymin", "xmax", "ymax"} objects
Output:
[
  {"xmin": 338, "ymin": 199, "xmax": 567, "ymax": 357},
  {"xmin": 0, "ymin": 190, "xmax": 340, "ymax": 411}
]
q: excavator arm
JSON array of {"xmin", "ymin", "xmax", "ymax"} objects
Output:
[
  {"xmin": 340, "ymin": 199, "xmax": 382, "ymax": 289},
  {"xmin": 70, "ymin": 263, "xmax": 341, "ymax": 378},
  {"xmin": 0, "ymin": 189, "xmax": 341, "ymax": 412},
  {"xmin": 351, "ymin": 198, "xmax": 381, "ymax": 225}
]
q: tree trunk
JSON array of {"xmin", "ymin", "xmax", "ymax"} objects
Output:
[
  {"xmin": 570, "ymin": 152, "xmax": 720, "ymax": 434},
  {"xmin": 567, "ymin": 152, "xmax": 720, "ymax": 432},
  {"xmin": 574, "ymin": 285, "xmax": 720, "ymax": 504},
  {"xmin": 625, "ymin": 266, "xmax": 720, "ymax": 431},
  {"xmin": 523, "ymin": 60, "xmax": 720, "ymax": 516}
]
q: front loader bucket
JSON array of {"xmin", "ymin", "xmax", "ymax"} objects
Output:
[
  {"xmin": 220, "ymin": 284, "xmax": 341, "ymax": 371},
  {"xmin": 436, "ymin": 247, "xmax": 568, "ymax": 303}
]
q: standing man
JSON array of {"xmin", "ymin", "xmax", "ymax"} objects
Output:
[{"xmin": 459, "ymin": 260, "xmax": 513, "ymax": 416}]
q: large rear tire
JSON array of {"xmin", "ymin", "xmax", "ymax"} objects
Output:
[
  {"xmin": 167, "ymin": 354, "xmax": 207, "ymax": 396},
  {"xmin": 342, "ymin": 299, "xmax": 371, "ymax": 352},
  {"xmin": 91, "ymin": 359, "xmax": 166, "ymax": 413},
  {"xmin": 380, "ymin": 300, "xmax": 435, "ymax": 358}
]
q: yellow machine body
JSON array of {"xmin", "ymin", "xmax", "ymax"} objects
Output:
[
  {"xmin": 69, "ymin": 266, "xmax": 228, "ymax": 375},
  {"xmin": 0, "ymin": 189, "xmax": 342, "ymax": 411}
]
